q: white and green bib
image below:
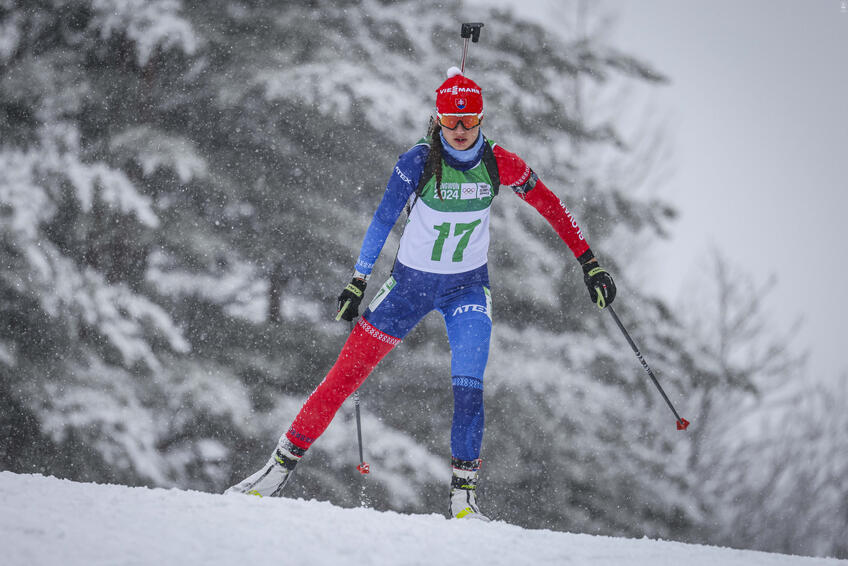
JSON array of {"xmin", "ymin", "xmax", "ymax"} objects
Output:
[{"xmin": 397, "ymin": 156, "xmax": 497, "ymax": 274}]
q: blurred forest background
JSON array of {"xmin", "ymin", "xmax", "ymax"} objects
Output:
[{"xmin": 0, "ymin": 0, "xmax": 845, "ymax": 559}]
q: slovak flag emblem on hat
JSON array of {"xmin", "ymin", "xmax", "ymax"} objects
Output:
[{"xmin": 456, "ymin": 98, "xmax": 467, "ymax": 110}]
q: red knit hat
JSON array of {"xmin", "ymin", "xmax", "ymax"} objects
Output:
[{"xmin": 435, "ymin": 67, "xmax": 484, "ymax": 115}]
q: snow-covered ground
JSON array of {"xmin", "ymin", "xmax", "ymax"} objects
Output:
[{"xmin": 0, "ymin": 471, "xmax": 843, "ymax": 566}]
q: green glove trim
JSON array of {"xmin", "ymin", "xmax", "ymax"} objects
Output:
[{"xmin": 344, "ymin": 283, "xmax": 364, "ymax": 297}]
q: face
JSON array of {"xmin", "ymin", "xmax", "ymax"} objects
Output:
[{"xmin": 440, "ymin": 121, "xmax": 481, "ymax": 151}]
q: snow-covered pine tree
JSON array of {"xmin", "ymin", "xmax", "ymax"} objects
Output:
[
  {"xmin": 672, "ymin": 253, "xmax": 845, "ymax": 558},
  {"xmin": 1, "ymin": 0, "xmax": 714, "ymax": 541},
  {"xmin": 712, "ymin": 372, "xmax": 848, "ymax": 559},
  {"xmin": 0, "ymin": 0, "xmax": 235, "ymax": 487}
]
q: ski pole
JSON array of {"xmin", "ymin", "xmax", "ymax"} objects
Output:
[
  {"xmin": 460, "ymin": 22, "xmax": 484, "ymax": 73},
  {"xmin": 349, "ymin": 319, "xmax": 370, "ymax": 475},
  {"xmin": 353, "ymin": 389, "xmax": 369, "ymax": 475},
  {"xmin": 606, "ymin": 305, "xmax": 690, "ymax": 431}
]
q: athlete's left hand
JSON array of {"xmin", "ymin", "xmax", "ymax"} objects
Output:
[{"xmin": 582, "ymin": 260, "xmax": 616, "ymax": 309}]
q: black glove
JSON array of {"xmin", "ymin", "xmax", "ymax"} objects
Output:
[
  {"xmin": 582, "ymin": 260, "xmax": 616, "ymax": 309},
  {"xmin": 336, "ymin": 277, "xmax": 367, "ymax": 321}
]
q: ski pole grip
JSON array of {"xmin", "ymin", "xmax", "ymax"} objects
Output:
[{"xmin": 461, "ymin": 22, "xmax": 484, "ymax": 42}]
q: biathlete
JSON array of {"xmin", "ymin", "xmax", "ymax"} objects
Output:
[{"xmin": 226, "ymin": 67, "xmax": 616, "ymax": 521}]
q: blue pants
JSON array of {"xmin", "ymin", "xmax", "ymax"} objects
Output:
[{"xmin": 363, "ymin": 262, "xmax": 491, "ymax": 461}]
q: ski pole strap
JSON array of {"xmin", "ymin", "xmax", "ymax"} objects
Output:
[
  {"xmin": 586, "ymin": 266, "xmax": 608, "ymax": 309},
  {"xmin": 335, "ymin": 299, "xmax": 351, "ymax": 321},
  {"xmin": 594, "ymin": 288, "xmax": 606, "ymax": 309}
]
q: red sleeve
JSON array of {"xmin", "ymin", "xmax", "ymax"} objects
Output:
[{"xmin": 492, "ymin": 144, "xmax": 591, "ymax": 260}]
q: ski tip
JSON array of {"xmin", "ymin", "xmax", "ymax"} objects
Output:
[
  {"xmin": 357, "ymin": 462, "xmax": 370, "ymax": 475},
  {"xmin": 676, "ymin": 418, "xmax": 691, "ymax": 431}
]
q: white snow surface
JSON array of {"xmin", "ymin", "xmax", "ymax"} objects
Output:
[{"xmin": 1, "ymin": 472, "xmax": 844, "ymax": 566}]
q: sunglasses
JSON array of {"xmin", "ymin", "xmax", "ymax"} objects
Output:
[{"xmin": 438, "ymin": 113, "xmax": 483, "ymax": 130}]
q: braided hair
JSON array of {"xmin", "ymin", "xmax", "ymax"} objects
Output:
[{"xmin": 423, "ymin": 116, "xmax": 444, "ymax": 200}]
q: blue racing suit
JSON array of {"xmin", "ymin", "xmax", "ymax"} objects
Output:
[
  {"xmin": 357, "ymin": 133, "xmax": 492, "ymax": 461},
  {"xmin": 351, "ymin": 131, "xmax": 593, "ymax": 461}
]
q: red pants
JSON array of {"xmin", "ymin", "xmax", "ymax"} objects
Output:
[{"xmin": 285, "ymin": 318, "xmax": 399, "ymax": 450}]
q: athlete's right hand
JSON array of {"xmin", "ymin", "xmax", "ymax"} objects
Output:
[{"xmin": 336, "ymin": 277, "xmax": 367, "ymax": 321}]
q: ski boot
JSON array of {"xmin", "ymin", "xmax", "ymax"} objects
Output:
[
  {"xmin": 225, "ymin": 441, "xmax": 304, "ymax": 497},
  {"xmin": 449, "ymin": 458, "xmax": 490, "ymax": 521}
]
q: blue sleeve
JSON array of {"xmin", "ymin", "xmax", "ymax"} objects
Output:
[{"xmin": 354, "ymin": 144, "xmax": 429, "ymax": 274}]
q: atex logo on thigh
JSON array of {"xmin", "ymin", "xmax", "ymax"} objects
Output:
[{"xmin": 452, "ymin": 304, "xmax": 489, "ymax": 316}]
